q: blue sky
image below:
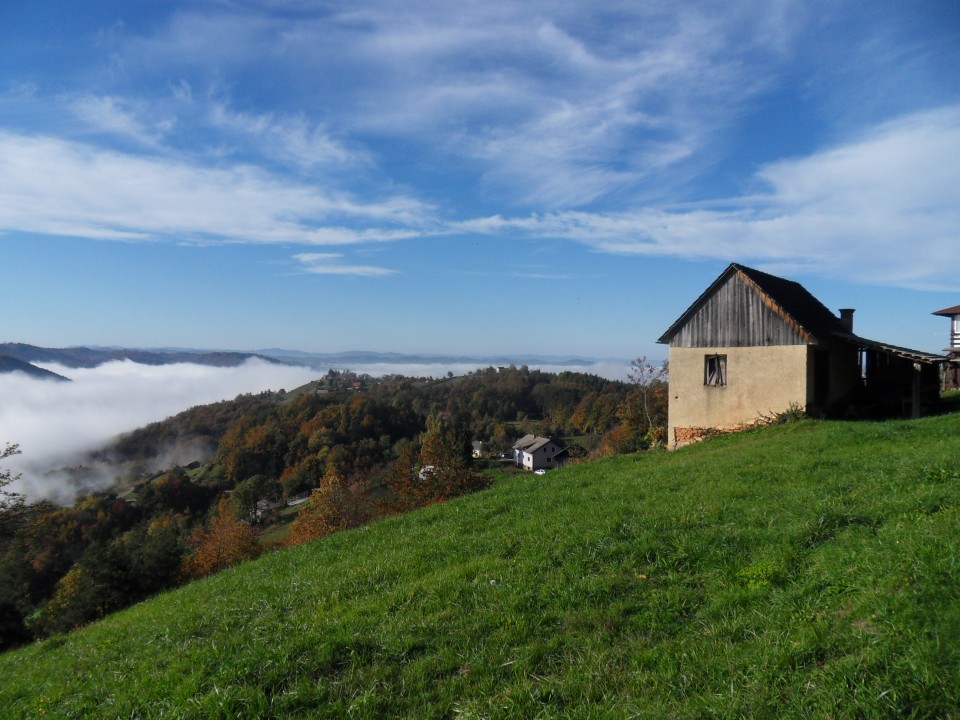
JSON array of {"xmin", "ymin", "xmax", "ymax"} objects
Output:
[{"xmin": 1, "ymin": 0, "xmax": 959, "ymax": 361}]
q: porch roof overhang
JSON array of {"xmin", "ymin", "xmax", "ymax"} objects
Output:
[{"xmin": 833, "ymin": 332, "xmax": 946, "ymax": 365}]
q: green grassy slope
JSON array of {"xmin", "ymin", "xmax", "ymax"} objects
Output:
[{"xmin": 3, "ymin": 416, "xmax": 960, "ymax": 719}]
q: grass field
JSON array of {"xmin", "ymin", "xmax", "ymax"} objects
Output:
[{"xmin": 2, "ymin": 414, "xmax": 959, "ymax": 718}]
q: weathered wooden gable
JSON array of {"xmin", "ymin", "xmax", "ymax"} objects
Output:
[{"xmin": 667, "ymin": 271, "xmax": 812, "ymax": 348}]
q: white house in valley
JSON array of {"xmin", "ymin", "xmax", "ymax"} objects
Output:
[{"xmin": 512, "ymin": 434, "xmax": 568, "ymax": 471}]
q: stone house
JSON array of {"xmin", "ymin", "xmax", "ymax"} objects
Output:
[{"xmin": 658, "ymin": 263, "xmax": 943, "ymax": 449}]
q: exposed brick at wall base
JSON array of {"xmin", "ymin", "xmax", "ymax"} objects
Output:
[
  {"xmin": 673, "ymin": 423, "xmax": 758, "ymax": 448},
  {"xmin": 673, "ymin": 427, "xmax": 712, "ymax": 446}
]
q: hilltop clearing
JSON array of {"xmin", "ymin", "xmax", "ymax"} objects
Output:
[{"xmin": 2, "ymin": 413, "xmax": 959, "ymax": 718}]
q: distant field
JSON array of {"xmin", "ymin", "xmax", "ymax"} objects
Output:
[{"xmin": 2, "ymin": 414, "xmax": 959, "ymax": 718}]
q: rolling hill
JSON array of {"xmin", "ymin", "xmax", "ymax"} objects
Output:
[
  {"xmin": 0, "ymin": 355, "xmax": 70, "ymax": 381},
  {"xmin": 2, "ymin": 413, "xmax": 959, "ymax": 718}
]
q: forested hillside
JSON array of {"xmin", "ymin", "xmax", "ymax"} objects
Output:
[{"xmin": 0, "ymin": 364, "xmax": 666, "ymax": 649}]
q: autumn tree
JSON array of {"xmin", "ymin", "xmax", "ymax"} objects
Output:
[
  {"xmin": 415, "ymin": 415, "xmax": 488, "ymax": 504},
  {"xmin": 620, "ymin": 356, "xmax": 669, "ymax": 446},
  {"xmin": 182, "ymin": 497, "xmax": 261, "ymax": 578},
  {"xmin": 119, "ymin": 514, "xmax": 187, "ymax": 593},
  {"xmin": 231, "ymin": 474, "xmax": 280, "ymax": 523},
  {"xmin": 384, "ymin": 439, "xmax": 421, "ymax": 513},
  {"xmin": 0, "ymin": 494, "xmax": 135, "ymax": 618},
  {"xmin": 217, "ymin": 420, "xmax": 287, "ymax": 484},
  {"xmin": 31, "ymin": 563, "xmax": 97, "ymax": 635},
  {"xmin": 279, "ymin": 453, "xmax": 326, "ymax": 497},
  {"xmin": 137, "ymin": 468, "xmax": 214, "ymax": 518},
  {"xmin": 596, "ymin": 424, "xmax": 635, "ymax": 457},
  {"xmin": 286, "ymin": 468, "xmax": 364, "ymax": 546},
  {"xmin": 30, "ymin": 541, "xmax": 133, "ymax": 636}
]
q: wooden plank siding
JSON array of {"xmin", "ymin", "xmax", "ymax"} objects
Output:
[{"xmin": 667, "ymin": 272, "xmax": 813, "ymax": 348}]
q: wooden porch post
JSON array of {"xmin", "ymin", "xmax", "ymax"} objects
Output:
[{"xmin": 912, "ymin": 362, "xmax": 921, "ymax": 419}]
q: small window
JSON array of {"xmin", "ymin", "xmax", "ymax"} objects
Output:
[{"xmin": 704, "ymin": 354, "xmax": 727, "ymax": 386}]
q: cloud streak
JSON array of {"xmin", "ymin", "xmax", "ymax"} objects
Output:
[
  {"xmin": 458, "ymin": 106, "xmax": 960, "ymax": 290},
  {"xmin": 207, "ymin": 101, "xmax": 367, "ymax": 172},
  {"xmin": 2, "ymin": 103, "xmax": 956, "ymax": 290},
  {"xmin": 69, "ymin": 94, "xmax": 174, "ymax": 148},
  {"xmin": 0, "ymin": 130, "xmax": 428, "ymax": 244},
  {"xmin": 65, "ymin": 1, "xmax": 804, "ymax": 208},
  {"xmin": 2, "ymin": 2, "xmax": 956, "ymax": 297},
  {"xmin": 293, "ymin": 252, "xmax": 397, "ymax": 277}
]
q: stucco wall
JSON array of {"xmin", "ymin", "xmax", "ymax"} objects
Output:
[{"xmin": 668, "ymin": 345, "xmax": 810, "ymax": 448}]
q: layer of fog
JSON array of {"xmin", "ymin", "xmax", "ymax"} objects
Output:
[
  {"xmin": 1, "ymin": 357, "xmax": 629, "ymax": 503},
  {"xmin": 1, "ymin": 359, "xmax": 319, "ymax": 503}
]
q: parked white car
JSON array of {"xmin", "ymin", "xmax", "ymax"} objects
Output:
[{"xmin": 533, "ymin": 469, "xmax": 546, "ymax": 475}]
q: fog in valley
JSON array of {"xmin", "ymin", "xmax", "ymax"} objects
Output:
[
  {"xmin": 1, "ymin": 357, "xmax": 629, "ymax": 503},
  {"xmin": 0, "ymin": 359, "xmax": 318, "ymax": 503}
]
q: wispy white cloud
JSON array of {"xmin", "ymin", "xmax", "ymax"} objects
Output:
[
  {"xmin": 207, "ymin": 102, "xmax": 366, "ymax": 171},
  {"xmin": 68, "ymin": 91, "xmax": 365, "ymax": 174},
  {"xmin": 293, "ymin": 252, "xmax": 396, "ymax": 276},
  {"xmin": 0, "ymin": 130, "xmax": 428, "ymax": 244},
  {"xmin": 464, "ymin": 8, "xmax": 777, "ymax": 206},
  {"xmin": 3, "ymin": 1, "xmax": 955, "ymax": 296},
  {"xmin": 341, "ymin": 2, "xmax": 793, "ymax": 206},
  {"xmin": 458, "ymin": 106, "xmax": 960, "ymax": 290},
  {"xmin": 15, "ymin": 0, "xmax": 940, "ymax": 226},
  {"xmin": 5, "ymin": 101, "xmax": 954, "ymax": 290},
  {"xmin": 512, "ymin": 271, "xmax": 571, "ymax": 280},
  {"xmin": 118, "ymin": 10, "xmax": 280, "ymax": 73},
  {"xmin": 97, "ymin": 1, "xmax": 805, "ymax": 208},
  {"xmin": 69, "ymin": 94, "xmax": 174, "ymax": 147}
]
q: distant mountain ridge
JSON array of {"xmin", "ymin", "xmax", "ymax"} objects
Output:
[
  {"xmin": 0, "ymin": 354, "xmax": 71, "ymax": 381},
  {"xmin": 0, "ymin": 342, "xmax": 607, "ymax": 379},
  {"xmin": 0, "ymin": 343, "xmax": 286, "ymax": 373}
]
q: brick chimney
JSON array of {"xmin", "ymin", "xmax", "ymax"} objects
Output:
[{"xmin": 838, "ymin": 308, "xmax": 855, "ymax": 333}]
